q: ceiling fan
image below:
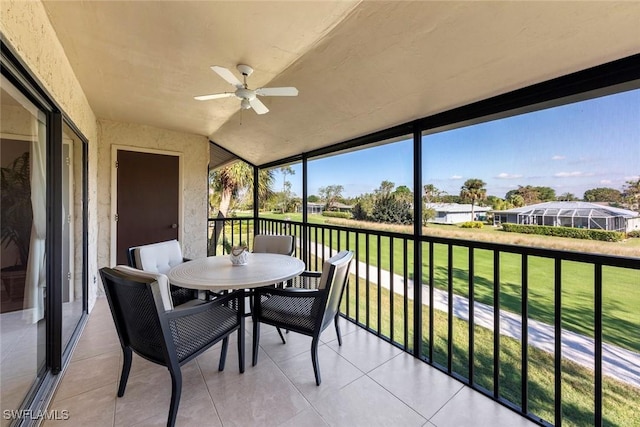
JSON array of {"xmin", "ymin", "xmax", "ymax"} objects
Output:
[{"xmin": 194, "ymin": 64, "xmax": 298, "ymax": 115}]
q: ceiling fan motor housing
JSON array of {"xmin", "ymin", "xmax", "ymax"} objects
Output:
[{"xmin": 235, "ymin": 88, "xmax": 256, "ymax": 100}]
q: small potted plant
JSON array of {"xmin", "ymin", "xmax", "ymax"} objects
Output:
[{"xmin": 1, "ymin": 151, "xmax": 32, "ymax": 299}]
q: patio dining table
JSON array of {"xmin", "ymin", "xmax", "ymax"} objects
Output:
[
  {"xmin": 167, "ymin": 253, "xmax": 305, "ymax": 292},
  {"xmin": 168, "ymin": 253, "xmax": 306, "ymax": 364}
]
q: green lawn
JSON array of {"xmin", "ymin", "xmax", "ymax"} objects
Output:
[
  {"xmin": 220, "ymin": 213, "xmax": 640, "ymax": 352},
  {"xmin": 341, "ymin": 277, "xmax": 640, "ymax": 427}
]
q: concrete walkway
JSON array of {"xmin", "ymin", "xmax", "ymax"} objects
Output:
[{"xmin": 308, "ymin": 244, "xmax": 640, "ymax": 388}]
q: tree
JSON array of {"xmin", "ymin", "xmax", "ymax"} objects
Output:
[
  {"xmin": 557, "ymin": 192, "xmax": 578, "ymax": 201},
  {"xmin": 623, "ymin": 177, "xmax": 640, "ymax": 210},
  {"xmin": 352, "ymin": 193, "xmax": 374, "ymax": 221},
  {"xmin": 583, "ymin": 187, "xmax": 623, "ymax": 203},
  {"xmin": 279, "ymin": 166, "xmax": 295, "ymax": 213},
  {"xmin": 508, "ymin": 194, "xmax": 525, "ymax": 207},
  {"xmin": 318, "ymin": 184, "xmax": 344, "ymax": 210},
  {"xmin": 506, "ymin": 185, "xmax": 556, "ymax": 205},
  {"xmin": 536, "ymin": 186, "xmax": 557, "ymax": 202},
  {"xmin": 440, "ymin": 194, "xmax": 460, "ymax": 204},
  {"xmin": 460, "ymin": 178, "xmax": 487, "ymax": 220},
  {"xmin": 307, "ymin": 194, "xmax": 320, "ymax": 203},
  {"xmin": 422, "ymin": 207, "xmax": 436, "ymax": 225},
  {"xmin": 208, "ymin": 162, "xmax": 274, "ymax": 253},
  {"xmin": 393, "ymin": 185, "xmax": 413, "ymax": 203},
  {"xmin": 423, "ymin": 184, "xmax": 443, "ymax": 204},
  {"xmin": 491, "ymin": 198, "xmax": 514, "ymax": 211},
  {"xmin": 375, "ymin": 180, "xmax": 395, "ymax": 196},
  {"xmin": 371, "ymin": 193, "xmax": 412, "ymax": 224},
  {"xmin": 209, "ymin": 162, "xmax": 274, "ymax": 218}
]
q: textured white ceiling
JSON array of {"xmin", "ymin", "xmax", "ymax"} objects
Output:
[{"xmin": 42, "ymin": 1, "xmax": 640, "ymax": 166}]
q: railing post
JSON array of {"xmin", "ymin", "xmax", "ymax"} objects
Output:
[
  {"xmin": 554, "ymin": 258, "xmax": 562, "ymax": 427},
  {"xmin": 253, "ymin": 165, "xmax": 259, "ymax": 236},
  {"xmin": 594, "ymin": 263, "xmax": 603, "ymax": 427},
  {"xmin": 302, "ymin": 153, "xmax": 308, "ymax": 265},
  {"xmin": 412, "ymin": 125, "xmax": 423, "ymax": 359},
  {"xmin": 521, "ymin": 254, "xmax": 529, "ymax": 415}
]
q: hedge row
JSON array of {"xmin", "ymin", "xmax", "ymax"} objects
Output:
[
  {"xmin": 322, "ymin": 211, "xmax": 353, "ymax": 219},
  {"xmin": 459, "ymin": 221, "xmax": 484, "ymax": 229},
  {"xmin": 501, "ymin": 223, "xmax": 624, "ymax": 242}
]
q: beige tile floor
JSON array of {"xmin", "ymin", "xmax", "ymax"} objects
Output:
[{"xmin": 44, "ymin": 298, "xmax": 537, "ymax": 427}]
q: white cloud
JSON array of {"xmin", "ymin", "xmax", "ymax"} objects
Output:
[
  {"xmin": 624, "ymin": 175, "xmax": 640, "ymax": 181},
  {"xmin": 495, "ymin": 172, "xmax": 523, "ymax": 179},
  {"xmin": 600, "ymin": 179, "xmax": 612, "ymax": 185},
  {"xmin": 450, "ymin": 175, "xmax": 463, "ymax": 180},
  {"xmin": 551, "ymin": 155, "xmax": 565, "ymax": 161},
  {"xmin": 554, "ymin": 171, "xmax": 594, "ymax": 178}
]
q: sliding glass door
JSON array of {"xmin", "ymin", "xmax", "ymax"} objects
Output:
[
  {"xmin": 1, "ymin": 49, "xmax": 87, "ymax": 425},
  {"xmin": 0, "ymin": 75, "xmax": 48, "ymax": 424}
]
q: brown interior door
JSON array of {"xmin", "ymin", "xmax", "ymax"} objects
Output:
[{"xmin": 116, "ymin": 150, "xmax": 179, "ymax": 265}]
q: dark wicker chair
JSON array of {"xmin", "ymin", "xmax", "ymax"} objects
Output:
[
  {"xmin": 127, "ymin": 240, "xmax": 198, "ymax": 306},
  {"xmin": 99, "ymin": 266, "xmax": 245, "ymax": 427},
  {"xmin": 251, "ymin": 234, "xmax": 296, "ymax": 340},
  {"xmin": 284, "ymin": 269, "xmax": 345, "ymax": 346},
  {"xmin": 252, "ymin": 250, "xmax": 353, "ymax": 385}
]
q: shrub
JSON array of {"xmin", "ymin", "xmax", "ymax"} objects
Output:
[
  {"xmin": 459, "ymin": 221, "xmax": 484, "ymax": 229},
  {"xmin": 370, "ymin": 194, "xmax": 413, "ymax": 225},
  {"xmin": 322, "ymin": 211, "xmax": 352, "ymax": 219},
  {"xmin": 352, "ymin": 202, "xmax": 370, "ymax": 221},
  {"xmin": 501, "ymin": 223, "xmax": 624, "ymax": 242},
  {"xmin": 627, "ymin": 230, "xmax": 640, "ymax": 238}
]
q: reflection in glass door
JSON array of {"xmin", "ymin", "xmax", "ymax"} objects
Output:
[
  {"xmin": 0, "ymin": 75, "xmax": 48, "ymax": 423},
  {"xmin": 61, "ymin": 123, "xmax": 85, "ymax": 351}
]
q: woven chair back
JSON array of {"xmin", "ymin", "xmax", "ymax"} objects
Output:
[{"xmin": 100, "ymin": 268, "xmax": 167, "ymax": 364}]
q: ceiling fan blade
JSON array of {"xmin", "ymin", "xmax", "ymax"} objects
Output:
[
  {"xmin": 211, "ymin": 66, "xmax": 243, "ymax": 89},
  {"xmin": 249, "ymin": 98, "xmax": 269, "ymax": 115},
  {"xmin": 194, "ymin": 92, "xmax": 236, "ymax": 101},
  {"xmin": 255, "ymin": 87, "xmax": 299, "ymax": 97}
]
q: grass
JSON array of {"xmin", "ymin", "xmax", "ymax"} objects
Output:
[
  {"xmin": 256, "ymin": 214, "xmax": 640, "ymax": 352},
  {"xmin": 217, "ymin": 213, "xmax": 640, "ymax": 353},
  {"xmin": 341, "ymin": 276, "xmax": 640, "ymax": 427}
]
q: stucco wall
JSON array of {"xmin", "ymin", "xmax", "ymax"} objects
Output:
[
  {"xmin": 1, "ymin": 0, "xmax": 100, "ymax": 310},
  {"xmin": 97, "ymin": 120, "xmax": 209, "ymax": 271}
]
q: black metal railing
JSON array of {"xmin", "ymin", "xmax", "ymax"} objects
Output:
[{"xmin": 208, "ymin": 216, "xmax": 640, "ymax": 426}]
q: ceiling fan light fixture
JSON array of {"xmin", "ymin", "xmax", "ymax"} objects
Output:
[{"xmin": 240, "ymin": 99, "xmax": 251, "ymax": 110}]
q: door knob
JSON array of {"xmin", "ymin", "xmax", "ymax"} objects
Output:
[{"xmin": 171, "ymin": 224, "xmax": 178, "ymax": 229}]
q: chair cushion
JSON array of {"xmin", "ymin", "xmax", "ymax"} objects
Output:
[
  {"xmin": 113, "ymin": 265, "xmax": 174, "ymax": 311},
  {"xmin": 133, "ymin": 240, "xmax": 184, "ymax": 274},
  {"xmin": 253, "ymin": 235, "xmax": 294, "ymax": 256}
]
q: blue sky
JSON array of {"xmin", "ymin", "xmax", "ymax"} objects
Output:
[{"xmin": 278, "ymin": 88, "xmax": 639, "ymax": 200}]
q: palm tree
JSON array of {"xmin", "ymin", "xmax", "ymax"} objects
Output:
[
  {"xmin": 209, "ymin": 162, "xmax": 274, "ymax": 252},
  {"xmin": 209, "ymin": 162, "xmax": 274, "ymax": 218},
  {"xmin": 460, "ymin": 178, "xmax": 487, "ymax": 220},
  {"xmin": 279, "ymin": 166, "xmax": 295, "ymax": 213}
]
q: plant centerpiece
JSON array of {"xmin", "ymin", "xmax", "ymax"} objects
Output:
[{"xmin": 1, "ymin": 151, "xmax": 32, "ymax": 298}]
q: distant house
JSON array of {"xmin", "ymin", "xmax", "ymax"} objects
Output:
[
  {"xmin": 330, "ymin": 202, "xmax": 353, "ymax": 213},
  {"xmin": 492, "ymin": 201, "xmax": 640, "ymax": 233},
  {"xmin": 302, "ymin": 202, "xmax": 324, "ymax": 214},
  {"xmin": 300, "ymin": 202, "xmax": 353, "ymax": 215},
  {"xmin": 425, "ymin": 203, "xmax": 491, "ymax": 224}
]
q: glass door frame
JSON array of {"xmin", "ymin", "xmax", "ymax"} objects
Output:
[{"xmin": 1, "ymin": 38, "xmax": 88, "ymax": 426}]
